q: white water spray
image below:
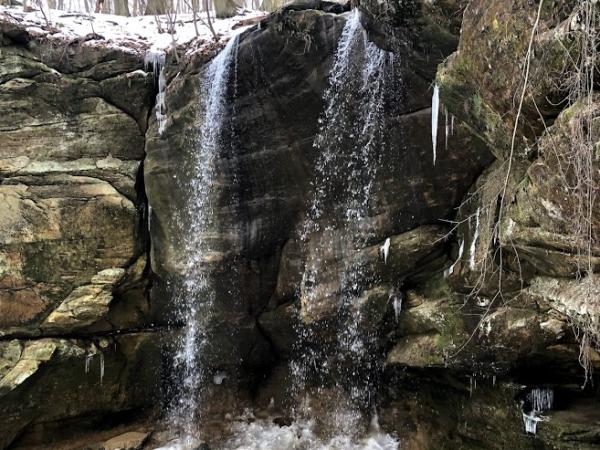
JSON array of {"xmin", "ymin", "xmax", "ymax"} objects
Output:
[{"xmin": 294, "ymin": 10, "xmax": 400, "ymax": 448}]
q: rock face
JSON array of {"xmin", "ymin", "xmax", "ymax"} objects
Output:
[
  {"xmin": 145, "ymin": 0, "xmax": 491, "ymax": 418},
  {"xmin": 1, "ymin": 0, "xmax": 599, "ymax": 448},
  {"xmin": 0, "ymin": 19, "xmax": 161, "ymax": 448}
]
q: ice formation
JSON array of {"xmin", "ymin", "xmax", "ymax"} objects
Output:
[
  {"xmin": 380, "ymin": 237, "xmax": 391, "ymax": 264},
  {"xmin": 522, "ymin": 387, "xmax": 553, "ymax": 434},
  {"xmin": 469, "ymin": 208, "xmax": 480, "ymax": 271},
  {"xmin": 431, "ymin": 84, "xmax": 440, "ymax": 165},
  {"xmin": 444, "ymin": 239, "xmax": 464, "ymax": 277}
]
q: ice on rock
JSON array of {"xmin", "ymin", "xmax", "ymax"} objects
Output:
[
  {"xmin": 84, "ymin": 353, "xmax": 92, "ymax": 374},
  {"xmin": 380, "ymin": 238, "xmax": 391, "ymax": 264},
  {"xmin": 469, "ymin": 208, "xmax": 480, "ymax": 271},
  {"xmin": 99, "ymin": 353, "xmax": 105, "ymax": 385},
  {"xmin": 523, "ymin": 413, "xmax": 543, "ymax": 434},
  {"xmin": 444, "ymin": 107, "xmax": 449, "ymax": 150},
  {"xmin": 529, "ymin": 387, "xmax": 554, "ymax": 413},
  {"xmin": 389, "ymin": 289, "xmax": 402, "ymax": 323},
  {"xmin": 444, "ymin": 239, "xmax": 464, "ymax": 277},
  {"xmin": 431, "ymin": 84, "xmax": 440, "ymax": 165},
  {"xmin": 145, "ymin": 49, "xmax": 168, "ymax": 135},
  {"xmin": 522, "ymin": 387, "xmax": 553, "ymax": 434},
  {"xmin": 144, "ymin": 50, "xmax": 166, "ymax": 74}
]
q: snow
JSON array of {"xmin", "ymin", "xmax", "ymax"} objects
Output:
[
  {"xmin": 431, "ymin": 84, "xmax": 440, "ymax": 165},
  {"xmin": 0, "ymin": 4, "xmax": 265, "ymax": 56}
]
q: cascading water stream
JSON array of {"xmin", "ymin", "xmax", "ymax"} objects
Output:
[
  {"xmin": 164, "ymin": 35, "xmax": 240, "ymax": 449},
  {"xmin": 292, "ymin": 9, "xmax": 401, "ymax": 448}
]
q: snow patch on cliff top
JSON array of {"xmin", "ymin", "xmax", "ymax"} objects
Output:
[{"xmin": 0, "ymin": 5, "xmax": 264, "ymax": 55}]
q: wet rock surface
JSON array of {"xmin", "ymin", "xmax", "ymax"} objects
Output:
[{"xmin": 1, "ymin": 0, "xmax": 599, "ymax": 448}]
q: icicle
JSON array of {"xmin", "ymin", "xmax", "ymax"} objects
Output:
[
  {"xmin": 144, "ymin": 50, "xmax": 166, "ymax": 75},
  {"xmin": 451, "ymin": 114, "xmax": 455, "ymax": 136},
  {"xmin": 522, "ymin": 387, "xmax": 553, "ymax": 434},
  {"xmin": 84, "ymin": 353, "xmax": 92, "ymax": 374},
  {"xmin": 444, "ymin": 239, "xmax": 465, "ymax": 277},
  {"xmin": 529, "ymin": 388, "xmax": 554, "ymax": 412},
  {"xmin": 380, "ymin": 237, "xmax": 391, "ymax": 264},
  {"xmin": 156, "ymin": 68, "xmax": 167, "ymax": 135},
  {"xmin": 492, "ymin": 375, "xmax": 496, "ymax": 387},
  {"xmin": 145, "ymin": 50, "xmax": 168, "ymax": 135},
  {"xmin": 431, "ymin": 85, "xmax": 440, "ymax": 165},
  {"xmin": 444, "ymin": 107, "xmax": 449, "ymax": 150},
  {"xmin": 99, "ymin": 353, "xmax": 104, "ymax": 385},
  {"xmin": 469, "ymin": 208, "xmax": 480, "ymax": 271},
  {"xmin": 390, "ymin": 289, "xmax": 402, "ymax": 323}
]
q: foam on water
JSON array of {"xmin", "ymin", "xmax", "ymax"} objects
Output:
[{"xmin": 220, "ymin": 418, "xmax": 399, "ymax": 450}]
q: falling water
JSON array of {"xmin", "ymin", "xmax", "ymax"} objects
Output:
[
  {"xmin": 166, "ymin": 35, "xmax": 240, "ymax": 447},
  {"xmin": 293, "ymin": 9, "xmax": 400, "ymax": 447}
]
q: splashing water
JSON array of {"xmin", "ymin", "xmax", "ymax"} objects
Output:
[
  {"xmin": 431, "ymin": 85, "xmax": 440, "ymax": 165},
  {"xmin": 221, "ymin": 418, "xmax": 399, "ymax": 450},
  {"xmin": 166, "ymin": 35, "xmax": 240, "ymax": 447}
]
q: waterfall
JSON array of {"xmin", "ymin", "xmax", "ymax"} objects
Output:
[
  {"xmin": 165, "ymin": 35, "xmax": 239, "ymax": 448},
  {"xmin": 294, "ymin": 10, "xmax": 400, "ymax": 447}
]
